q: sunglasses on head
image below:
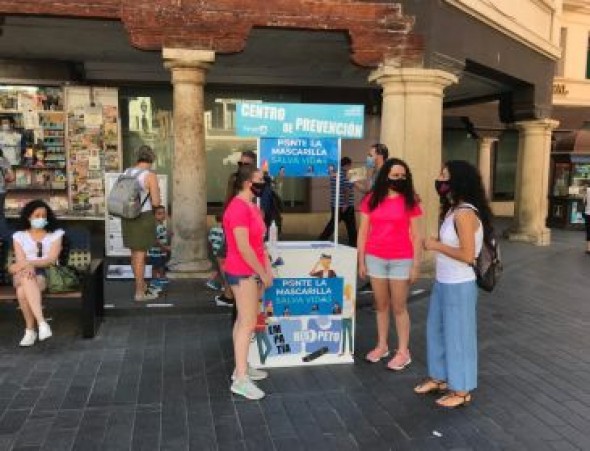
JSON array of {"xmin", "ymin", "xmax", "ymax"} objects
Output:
[{"xmin": 36, "ymin": 242, "xmax": 42, "ymax": 258}]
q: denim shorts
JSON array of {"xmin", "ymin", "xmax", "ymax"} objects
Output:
[
  {"xmin": 365, "ymin": 254, "xmax": 413, "ymax": 280},
  {"xmin": 225, "ymin": 272, "xmax": 260, "ymax": 286}
]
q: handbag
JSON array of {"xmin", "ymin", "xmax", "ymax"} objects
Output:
[{"xmin": 45, "ymin": 265, "xmax": 81, "ymax": 293}]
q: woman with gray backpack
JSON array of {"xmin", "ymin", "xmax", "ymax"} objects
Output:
[{"xmin": 111, "ymin": 145, "xmax": 162, "ymax": 301}]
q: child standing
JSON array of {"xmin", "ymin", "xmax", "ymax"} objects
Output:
[
  {"xmin": 148, "ymin": 206, "xmax": 171, "ymax": 292},
  {"xmin": 206, "ymin": 214, "xmax": 224, "ymax": 291}
]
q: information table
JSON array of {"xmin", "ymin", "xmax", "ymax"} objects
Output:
[{"xmin": 248, "ymin": 241, "xmax": 357, "ymax": 368}]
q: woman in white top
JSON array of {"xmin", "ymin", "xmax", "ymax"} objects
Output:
[
  {"xmin": 121, "ymin": 145, "xmax": 162, "ymax": 301},
  {"xmin": 418, "ymin": 160, "xmax": 493, "ymax": 409},
  {"xmin": 9, "ymin": 199, "xmax": 64, "ymax": 347}
]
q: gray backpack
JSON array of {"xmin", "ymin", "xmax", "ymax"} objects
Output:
[{"xmin": 107, "ymin": 169, "xmax": 149, "ymax": 219}]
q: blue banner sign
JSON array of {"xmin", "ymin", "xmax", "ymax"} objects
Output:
[
  {"xmin": 260, "ymin": 137, "xmax": 338, "ymax": 177},
  {"xmin": 264, "ymin": 277, "xmax": 344, "ymax": 316},
  {"xmin": 236, "ymin": 102, "xmax": 364, "ymax": 139}
]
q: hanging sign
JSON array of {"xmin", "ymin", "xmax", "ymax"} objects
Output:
[
  {"xmin": 236, "ymin": 102, "xmax": 364, "ymax": 139},
  {"xmin": 259, "ymin": 137, "xmax": 338, "ymax": 177}
]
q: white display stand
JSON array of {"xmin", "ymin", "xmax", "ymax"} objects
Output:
[
  {"xmin": 104, "ymin": 173, "xmax": 168, "ymax": 257},
  {"xmin": 250, "ymin": 138, "xmax": 358, "ymax": 368},
  {"xmin": 249, "ymin": 241, "xmax": 357, "ymax": 368}
]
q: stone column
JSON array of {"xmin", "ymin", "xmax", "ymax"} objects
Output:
[
  {"xmin": 478, "ymin": 137, "xmax": 498, "ymax": 199},
  {"xmin": 508, "ymin": 119, "xmax": 559, "ymax": 246},
  {"xmin": 163, "ymin": 48, "xmax": 215, "ymax": 277},
  {"xmin": 369, "ymin": 68, "xmax": 457, "ymax": 269}
]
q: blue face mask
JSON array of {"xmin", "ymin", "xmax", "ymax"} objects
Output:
[
  {"xmin": 366, "ymin": 156, "xmax": 375, "ymax": 169},
  {"xmin": 30, "ymin": 218, "xmax": 47, "ymax": 229}
]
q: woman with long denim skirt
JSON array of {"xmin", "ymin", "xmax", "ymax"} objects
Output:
[{"xmin": 418, "ymin": 160, "xmax": 494, "ymax": 409}]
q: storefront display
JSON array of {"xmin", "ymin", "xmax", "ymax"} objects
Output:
[
  {"xmin": 66, "ymin": 87, "xmax": 121, "ymax": 217},
  {"xmin": 0, "ymin": 86, "xmax": 69, "ymax": 215},
  {"xmin": 548, "ymin": 154, "xmax": 590, "ymax": 229},
  {"xmin": 0, "ymin": 84, "xmax": 122, "ymax": 219}
]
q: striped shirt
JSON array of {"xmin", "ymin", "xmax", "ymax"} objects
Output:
[{"xmin": 330, "ymin": 169, "xmax": 354, "ymax": 207}]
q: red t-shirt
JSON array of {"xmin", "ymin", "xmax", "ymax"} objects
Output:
[
  {"xmin": 223, "ymin": 197, "xmax": 267, "ymax": 275},
  {"xmin": 360, "ymin": 194, "xmax": 422, "ymax": 259}
]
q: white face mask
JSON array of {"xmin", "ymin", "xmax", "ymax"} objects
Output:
[{"xmin": 30, "ymin": 218, "xmax": 47, "ymax": 229}]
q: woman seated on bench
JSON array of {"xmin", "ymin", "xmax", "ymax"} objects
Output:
[{"xmin": 9, "ymin": 199, "xmax": 63, "ymax": 347}]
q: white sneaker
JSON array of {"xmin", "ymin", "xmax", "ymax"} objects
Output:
[
  {"xmin": 135, "ymin": 289, "xmax": 159, "ymax": 302},
  {"xmin": 19, "ymin": 329, "xmax": 37, "ymax": 347},
  {"xmin": 38, "ymin": 322, "xmax": 52, "ymax": 341},
  {"xmin": 232, "ymin": 365, "xmax": 268, "ymax": 381},
  {"xmin": 231, "ymin": 376, "xmax": 265, "ymax": 400}
]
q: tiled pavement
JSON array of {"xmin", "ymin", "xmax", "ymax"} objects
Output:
[{"xmin": 0, "ymin": 227, "xmax": 590, "ymax": 450}]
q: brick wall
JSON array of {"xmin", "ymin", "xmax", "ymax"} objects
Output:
[{"xmin": 0, "ymin": 0, "xmax": 423, "ymax": 67}]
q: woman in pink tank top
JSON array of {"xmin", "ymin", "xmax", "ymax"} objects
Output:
[{"xmin": 223, "ymin": 164, "xmax": 273, "ymax": 400}]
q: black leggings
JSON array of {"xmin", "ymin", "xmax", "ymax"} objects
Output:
[{"xmin": 585, "ymin": 214, "xmax": 590, "ymax": 241}]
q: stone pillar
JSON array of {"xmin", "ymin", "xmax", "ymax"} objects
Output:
[
  {"xmin": 369, "ymin": 68, "xmax": 457, "ymax": 268},
  {"xmin": 163, "ymin": 48, "xmax": 215, "ymax": 277},
  {"xmin": 478, "ymin": 137, "xmax": 497, "ymax": 199},
  {"xmin": 508, "ymin": 119, "xmax": 559, "ymax": 246}
]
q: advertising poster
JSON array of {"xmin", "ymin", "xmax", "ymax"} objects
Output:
[
  {"xmin": 104, "ymin": 173, "xmax": 168, "ymax": 257},
  {"xmin": 248, "ymin": 242, "xmax": 357, "ymax": 368},
  {"xmin": 259, "ymin": 137, "xmax": 339, "ymax": 177},
  {"xmin": 235, "ymin": 102, "xmax": 364, "ymax": 139}
]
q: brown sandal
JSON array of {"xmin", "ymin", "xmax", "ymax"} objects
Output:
[
  {"xmin": 413, "ymin": 378, "xmax": 448, "ymax": 395},
  {"xmin": 435, "ymin": 391, "xmax": 472, "ymax": 408}
]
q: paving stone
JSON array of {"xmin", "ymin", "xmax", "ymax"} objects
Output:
[{"xmin": 0, "ymin": 226, "xmax": 588, "ymax": 450}]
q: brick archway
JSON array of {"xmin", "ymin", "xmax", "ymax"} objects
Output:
[{"xmin": 0, "ymin": 0, "xmax": 423, "ymax": 67}]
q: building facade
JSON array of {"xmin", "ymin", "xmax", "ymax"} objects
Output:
[{"xmin": 0, "ymin": 0, "xmax": 561, "ymax": 275}]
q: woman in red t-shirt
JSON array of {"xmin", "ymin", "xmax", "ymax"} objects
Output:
[
  {"xmin": 358, "ymin": 158, "xmax": 423, "ymax": 371},
  {"xmin": 223, "ymin": 164, "xmax": 273, "ymax": 400}
]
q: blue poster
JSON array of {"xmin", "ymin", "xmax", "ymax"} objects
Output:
[
  {"xmin": 264, "ymin": 277, "xmax": 344, "ymax": 316},
  {"xmin": 236, "ymin": 102, "xmax": 364, "ymax": 139},
  {"xmin": 260, "ymin": 138, "xmax": 338, "ymax": 177}
]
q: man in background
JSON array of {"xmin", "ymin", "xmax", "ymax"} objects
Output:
[{"xmin": 318, "ymin": 156, "xmax": 357, "ymax": 246}]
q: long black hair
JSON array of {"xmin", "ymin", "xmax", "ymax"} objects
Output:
[
  {"xmin": 17, "ymin": 199, "xmax": 59, "ymax": 232},
  {"xmin": 368, "ymin": 158, "xmax": 417, "ymax": 211},
  {"xmin": 443, "ymin": 160, "xmax": 494, "ymax": 239}
]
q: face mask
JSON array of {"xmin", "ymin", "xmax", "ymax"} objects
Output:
[
  {"xmin": 388, "ymin": 178, "xmax": 407, "ymax": 192},
  {"xmin": 1, "ymin": 124, "xmax": 9, "ymax": 131},
  {"xmin": 435, "ymin": 180, "xmax": 451, "ymax": 197},
  {"xmin": 30, "ymin": 218, "xmax": 47, "ymax": 229},
  {"xmin": 366, "ymin": 156, "xmax": 375, "ymax": 169},
  {"xmin": 250, "ymin": 182, "xmax": 265, "ymax": 197}
]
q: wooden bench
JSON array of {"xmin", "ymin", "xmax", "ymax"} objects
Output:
[{"xmin": 0, "ymin": 230, "xmax": 104, "ymax": 338}]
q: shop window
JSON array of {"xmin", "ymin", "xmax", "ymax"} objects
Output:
[
  {"xmin": 119, "ymin": 87, "xmax": 309, "ymax": 213},
  {"xmin": 492, "ymin": 131, "xmax": 518, "ymax": 201}
]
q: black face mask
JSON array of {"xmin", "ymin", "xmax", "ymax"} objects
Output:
[
  {"xmin": 250, "ymin": 182, "xmax": 265, "ymax": 197},
  {"xmin": 435, "ymin": 180, "xmax": 451, "ymax": 197},
  {"xmin": 388, "ymin": 178, "xmax": 407, "ymax": 192}
]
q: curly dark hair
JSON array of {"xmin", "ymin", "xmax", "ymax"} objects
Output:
[
  {"xmin": 442, "ymin": 160, "xmax": 494, "ymax": 239},
  {"xmin": 17, "ymin": 199, "xmax": 59, "ymax": 232},
  {"xmin": 368, "ymin": 157, "xmax": 418, "ymax": 211}
]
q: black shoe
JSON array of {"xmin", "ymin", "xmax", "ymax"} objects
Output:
[
  {"xmin": 215, "ymin": 294, "xmax": 235, "ymax": 307},
  {"xmin": 358, "ymin": 282, "xmax": 373, "ymax": 294}
]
